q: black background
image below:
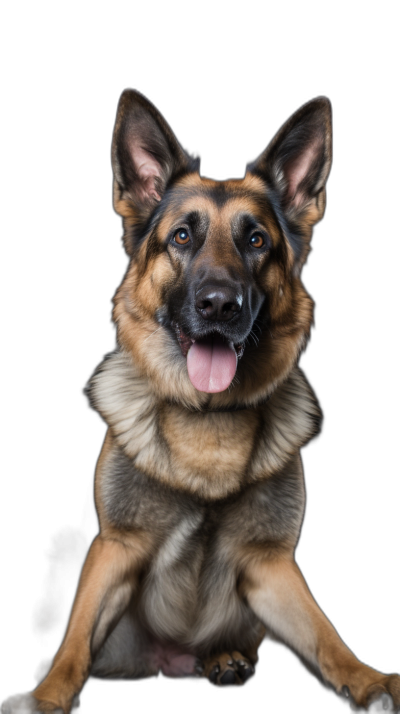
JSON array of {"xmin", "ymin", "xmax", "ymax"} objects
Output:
[{"xmin": 0, "ymin": 37, "xmax": 400, "ymax": 714}]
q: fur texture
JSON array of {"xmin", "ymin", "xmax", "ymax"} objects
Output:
[{"xmin": 2, "ymin": 91, "xmax": 400, "ymax": 714}]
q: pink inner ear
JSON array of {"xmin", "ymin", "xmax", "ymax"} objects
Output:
[
  {"xmin": 130, "ymin": 143, "xmax": 162, "ymax": 201},
  {"xmin": 286, "ymin": 141, "xmax": 320, "ymax": 208}
]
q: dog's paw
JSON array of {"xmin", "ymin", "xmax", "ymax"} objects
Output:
[
  {"xmin": 1, "ymin": 693, "xmax": 79, "ymax": 714},
  {"xmin": 341, "ymin": 674, "xmax": 400, "ymax": 714},
  {"xmin": 200, "ymin": 651, "xmax": 255, "ymax": 685}
]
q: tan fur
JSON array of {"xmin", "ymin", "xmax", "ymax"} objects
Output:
[
  {"xmin": 5, "ymin": 93, "xmax": 398, "ymax": 714},
  {"xmin": 243, "ymin": 556, "xmax": 400, "ymax": 708},
  {"xmin": 33, "ymin": 532, "xmax": 153, "ymax": 713}
]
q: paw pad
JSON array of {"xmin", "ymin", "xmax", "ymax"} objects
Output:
[{"xmin": 219, "ymin": 669, "xmax": 236, "ymax": 685}]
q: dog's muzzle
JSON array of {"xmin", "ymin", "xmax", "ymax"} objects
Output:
[{"xmin": 195, "ymin": 285, "xmax": 243, "ymax": 322}]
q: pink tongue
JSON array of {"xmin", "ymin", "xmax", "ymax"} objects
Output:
[{"xmin": 187, "ymin": 335, "xmax": 237, "ymax": 393}]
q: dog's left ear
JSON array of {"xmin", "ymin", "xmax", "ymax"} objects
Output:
[
  {"xmin": 247, "ymin": 97, "xmax": 332, "ymax": 228},
  {"xmin": 112, "ymin": 90, "xmax": 198, "ymax": 218}
]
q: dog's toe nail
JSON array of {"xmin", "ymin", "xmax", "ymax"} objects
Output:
[
  {"xmin": 237, "ymin": 662, "xmax": 254, "ymax": 682},
  {"xmin": 209, "ymin": 665, "xmax": 220, "ymax": 683},
  {"xmin": 220, "ymin": 669, "xmax": 236, "ymax": 685},
  {"xmin": 342, "ymin": 686, "xmax": 350, "ymax": 698}
]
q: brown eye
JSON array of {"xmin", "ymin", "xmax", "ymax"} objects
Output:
[
  {"xmin": 173, "ymin": 228, "xmax": 190, "ymax": 245},
  {"xmin": 249, "ymin": 233, "xmax": 265, "ymax": 249}
]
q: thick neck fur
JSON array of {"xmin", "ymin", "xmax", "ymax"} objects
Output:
[{"xmin": 87, "ymin": 350, "xmax": 322, "ymax": 501}]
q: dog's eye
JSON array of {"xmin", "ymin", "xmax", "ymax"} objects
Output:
[
  {"xmin": 173, "ymin": 229, "xmax": 190, "ymax": 245},
  {"xmin": 249, "ymin": 233, "xmax": 265, "ymax": 249}
]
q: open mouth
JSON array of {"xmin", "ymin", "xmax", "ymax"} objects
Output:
[{"xmin": 174, "ymin": 325, "xmax": 244, "ymax": 394}]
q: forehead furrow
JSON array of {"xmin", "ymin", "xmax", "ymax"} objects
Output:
[{"xmin": 157, "ymin": 176, "xmax": 277, "ymax": 240}]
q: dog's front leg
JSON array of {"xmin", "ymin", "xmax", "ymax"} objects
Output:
[
  {"xmin": 4, "ymin": 532, "xmax": 152, "ymax": 714},
  {"xmin": 243, "ymin": 554, "xmax": 400, "ymax": 710}
]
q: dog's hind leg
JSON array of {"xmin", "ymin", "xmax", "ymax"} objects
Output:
[
  {"xmin": 243, "ymin": 554, "xmax": 400, "ymax": 710},
  {"xmin": 3, "ymin": 532, "xmax": 153, "ymax": 714},
  {"xmin": 91, "ymin": 608, "xmax": 158, "ymax": 679}
]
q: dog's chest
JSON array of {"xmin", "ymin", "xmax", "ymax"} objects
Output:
[
  {"xmin": 100, "ymin": 444, "xmax": 305, "ymax": 544},
  {"xmin": 156, "ymin": 405, "xmax": 259, "ymax": 498}
]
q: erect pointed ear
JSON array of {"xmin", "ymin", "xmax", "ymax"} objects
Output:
[
  {"xmin": 247, "ymin": 97, "xmax": 332, "ymax": 228},
  {"xmin": 112, "ymin": 90, "xmax": 199, "ymax": 218}
]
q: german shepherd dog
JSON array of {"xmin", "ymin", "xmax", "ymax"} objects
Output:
[{"xmin": 3, "ymin": 92, "xmax": 400, "ymax": 714}]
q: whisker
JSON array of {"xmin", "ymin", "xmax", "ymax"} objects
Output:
[
  {"xmin": 249, "ymin": 330, "xmax": 259, "ymax": 346},
  {"xmin": 143, "ymin": 326, "xmax": 162, "ymax": 344},
  {"xmin": 253, "ymin": 321, "xmax": 262, "ymax": 334},
  {"xmin": 228, "ymin": 373, "xmax": 241, "ymax": 391}
]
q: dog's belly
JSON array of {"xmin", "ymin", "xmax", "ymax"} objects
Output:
[
  {"xmin": 138, "ymin": 513, "xmax": 260, "ymax": 651},
  {"xmin": 93, "ymin": 539, "xmax": 261, "ymax": 679}
]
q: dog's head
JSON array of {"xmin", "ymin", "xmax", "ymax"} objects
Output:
[{"xmin": 111, "ymin": 91, "xmax": 332, "ymax": 408}]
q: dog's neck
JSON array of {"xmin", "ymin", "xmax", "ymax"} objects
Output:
[{"xmin": 87, "ymin": 350, "xmax": 322, "ymax": 500}]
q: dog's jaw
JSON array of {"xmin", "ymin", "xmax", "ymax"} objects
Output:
[{"xmin": 173, "ymin": 323, "xmax": 244, "ymax": 360}]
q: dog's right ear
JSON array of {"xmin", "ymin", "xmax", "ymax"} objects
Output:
[
  {"xmin": 247, "ymin": 97, "xmax": 332, "ymax": 256},
  {"xmin": 112, "ymin": 90, "xmax": 199, "ymax": 250}
]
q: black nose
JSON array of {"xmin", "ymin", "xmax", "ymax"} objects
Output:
[{"xmin": 195, "ymin": 285, "xmax": 242, "ymax": 321}]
